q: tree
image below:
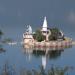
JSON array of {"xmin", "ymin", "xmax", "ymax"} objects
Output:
[
  {"xmin": 33, "ymin": 30, "xmax": 46, "ymax": 42},
  {"xmin": 49, "ymin": 28, "xmax": 61, "ymax": 41},
  {"xmin": 0, "ymin": 30, "xmax": 3, "ymax": 35},
  {"xmin": 0, "ymin": 30, "xmax": 3, "ymax": 40}
]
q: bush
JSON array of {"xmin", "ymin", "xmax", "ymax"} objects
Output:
[
  {"xmin": 49, "ymin": 28, "xmax": 63, "ymax": 41},
  {"xmin": 0, "ymin": 30, "xmax": 3, "ymax": 40},
  {"xmin": 33, "ymin": 30, "xmax": 46, "ymax": 42},
  {"xmin": 33, "ymin": 28, "xmax": 64, "ymax": 41},
  {"xmin": 0, "ymin": 30, "xmax": 3, "ymax": 35}
]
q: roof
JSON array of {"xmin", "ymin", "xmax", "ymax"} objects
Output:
[{"xmin": 42, "ymin": 16, "xmax": 47, "ymax": 28}]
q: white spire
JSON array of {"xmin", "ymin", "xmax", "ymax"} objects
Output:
[
  {"xmin": 42, "ymin": 16, "xmax": 48, "ymax": 31},
  {"xmin": 26, "ymin": 25, "xmax": 32, "ymax": 34},
  {"xmin": 28, "ymin": 25, "xmax": 32, "ymax": 34}
]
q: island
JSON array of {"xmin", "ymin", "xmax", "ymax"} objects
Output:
[{"xmin": 23, "ymin": 17, "xmax": 72, "ymax": 50}]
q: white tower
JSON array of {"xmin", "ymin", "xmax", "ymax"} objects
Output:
[
  {"xmin": 42, "ymin": 16, "xmax": 48, "ymax": 32},
  {"xmin": 41, "ymin": 17, "xmax": 51, "ymax": 41},
  {"xmin": 28, "ymin": 25, "xmax": 32, "ymax": 34}
]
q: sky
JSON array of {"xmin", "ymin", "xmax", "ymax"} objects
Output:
[{"xmin": 0, "ymin": 0, "xmax": 75, "ymax": 40}]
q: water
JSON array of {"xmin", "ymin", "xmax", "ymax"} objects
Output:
[{"xmin": 0, "ymin": 44, "xmax": 75, "ymax": 74}]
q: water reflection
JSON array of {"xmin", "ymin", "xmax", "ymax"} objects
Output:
[
  {"xmin": 22, "ymin": 45, "xmax": 69, "ymax": 69},
  {"xmin": 42, "ymin": 55, "xmax": 46, "ymax": 69},
  {"xmin": 23, "ymin": 44, "xmax": 67, "ymax": 59},
  {"xmin": 48, "ymin": 50, "xmax": 63, "ymax": 59}
]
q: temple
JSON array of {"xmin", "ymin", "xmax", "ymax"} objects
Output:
[
  {"xmin": 23, "ymin": 17, "xmax": 72, "ymax": 49},
  {"xmin": 41, "ymin": 17, "xmax": 51, "ymax": 41},
  {"xmin": 41, "ymin": 17, "xmax": 48, "ymax": 32},
  {"xmin": 23, "ymin": 17, "xmax": 51, "ymax": 44},
  {"xmin": 23, "ymin": 17, "xmax": 64, "ymax": 43},
  {"xmin": 23, "ymin": 25, "xmax": 34, "ymax": 44}
]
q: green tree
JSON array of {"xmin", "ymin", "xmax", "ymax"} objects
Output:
[
  {"xmin": 49, "ymin": 28, "xmax": 60, "ymax": 41},
  {"xmin": 0, "ymin": 30, "xmax": 3, "ymax": 35},
  {"xmin": 33, "ymin": 30, "xmax": 46, "ymax": 42},
  {"xmin": 0, "ymin": 30, "xmax": 3, "ymax": 40}
]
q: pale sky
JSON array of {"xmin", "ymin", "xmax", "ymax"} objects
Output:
[{"xmin": 0, "ymin": 0, "xmax": 75, "ymax": 38}]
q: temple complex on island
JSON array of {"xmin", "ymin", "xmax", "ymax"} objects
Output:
[
  {"xmin": 23, "ymin": 17, "xmax": 72, "ymax": 50},
  {"xmin": 23, "ymin": 17, "xmax": 64, "ymax": 43},
  {"xmin": 23, "ymin": 17, "xmax": 52, "ymax": 43}
]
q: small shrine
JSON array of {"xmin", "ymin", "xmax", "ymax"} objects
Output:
[{"xmin": 23, "ymin": 25, "xmax": 34, "ymax": 44}]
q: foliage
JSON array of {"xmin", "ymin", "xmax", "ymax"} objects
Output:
[
  {"xmin": 0, "ymin": 30, "xmax": 3, "ymax": 40},
  {"xmin": 33, "ymin": 28, "xmax": 64, "ymax": 41},
  {"xmin": 0, "ymin": 30, "xmax": 3, "ymax": 35},
  {"xmin": 49, "ymin": 28, "xmax": 64, "ymax": 41},
  {"xmin": 47, "ymin": 66, "xmax": 70, "ymax": 75},
  {"xmin": 0, "ymin": 63, "xmax": 73, "ymax": 75},
  {"xmin": 33, "ymin": 30, "xmax": 46, "ymax": 42}
]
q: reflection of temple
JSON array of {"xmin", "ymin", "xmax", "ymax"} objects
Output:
[
  {"xmin": 42, "ymin": 55, "xmax": 46, "ymax": 69},
  {"xmin": 23, "ymin": 45, "xmax": 33, "ymax": 61},
  {"xmin": 23, "ymin": 45, "xmax": 64, "ymax": 69}
]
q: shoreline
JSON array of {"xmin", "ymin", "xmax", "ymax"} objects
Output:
[{"xmin": 23, "ymin": 38, "xmax": 72, "ymax": 50}]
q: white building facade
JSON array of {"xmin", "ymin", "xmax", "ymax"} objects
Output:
[{"xmin": 23, "ymin": 25, "xmax": 34, "ymax": 44}]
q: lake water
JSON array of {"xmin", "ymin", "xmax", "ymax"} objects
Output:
[{"xmin": 0, "ymin": 26, "xmax": 75, "ymax": 75}]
